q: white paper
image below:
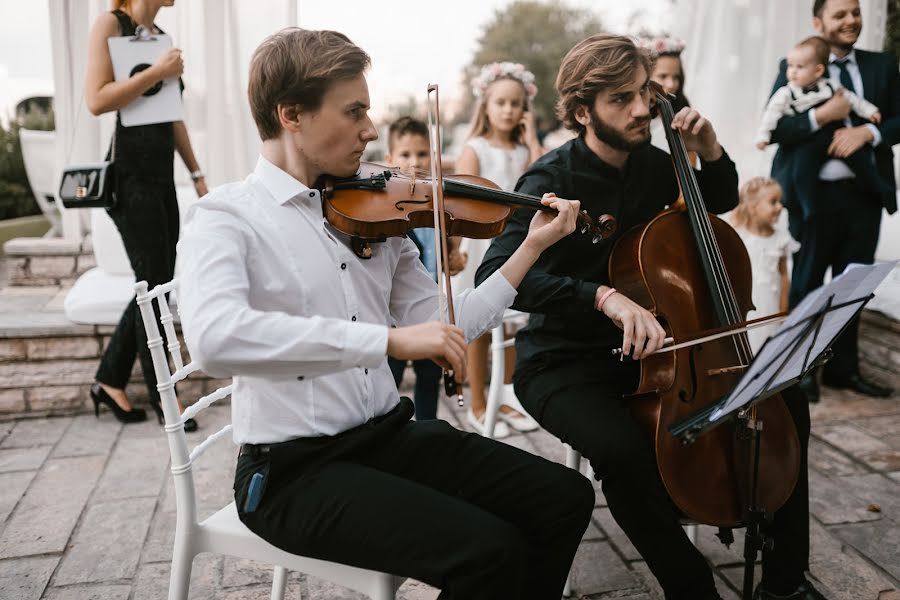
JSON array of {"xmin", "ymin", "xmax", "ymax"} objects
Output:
[
  {"xmin": 710, "ymin": 261, "xmax": 897, "ymax": 422},
  {"xmin": 107, "ymin": 33, "xmax": 183, "ymax": 127}
]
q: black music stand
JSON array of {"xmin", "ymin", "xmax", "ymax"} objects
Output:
[{"xmin": 668, "ymin": 261, "xmax": 895, "ymax": 600}]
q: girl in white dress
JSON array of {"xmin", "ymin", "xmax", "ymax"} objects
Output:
[
  {"xmin": 729, "ymin": 177, "xmax": 800, "ymax": 353},
  {"xmin": 453, "ymin": 62, "xmax": 545, "ymax": 437}
]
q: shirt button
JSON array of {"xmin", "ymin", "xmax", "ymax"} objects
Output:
[
  {"xmin": 351, "ymin": 316, "xmax": 357, "ymax": 321},
  {"xmin": 309, "ymin": 191, "xmax": 315, "ymax": 198},
  {"xmin": 296, "ymin": 376, "xmax": 304, "ymax": 381},
  {"xmin": 364, "ymin": 369, "xmax": 369, "ymax": 375},
  {"xmin": 341, "ymin": 263, "xmax": 347, "ymax": 270}
]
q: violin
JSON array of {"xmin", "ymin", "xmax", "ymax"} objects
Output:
[
  {"xmin": 318, "ymin": 163, "xmax": 617, "ymax": 245},
  {"xmin": 607, "ymin": 83, "xmax": 801, "ymax": 527}
]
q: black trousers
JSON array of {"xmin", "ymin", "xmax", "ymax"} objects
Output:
[
  {"xmin": 388, "ymin": 357, "xmax": 442, "ymax": 420},
  {"xmin": 513, "ymin": 359, "xmax": 811, "ymax": 600},
  {"xmin": 234, "ymin": 398, "xmax": 594, "ymax": 599},
  {"xmin": 95, "ymin": 172, "xmax": 179, "ymax": 408},
  {"xmin": 787, "ymin": 178, "xmax": 882, "ymax": 379}
]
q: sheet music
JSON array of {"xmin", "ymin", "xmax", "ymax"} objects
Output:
[
  {"xmin": 107, "ymin": 33, "xmax": 184, "ymax": 127},
  {"xmin": 710, "ymin": 261, "xmax": 896, "ymax": 422}
]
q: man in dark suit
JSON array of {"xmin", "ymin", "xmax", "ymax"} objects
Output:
[{"xmin": 769, "ymin": 0, "xmax": 897, "ymax": 402}]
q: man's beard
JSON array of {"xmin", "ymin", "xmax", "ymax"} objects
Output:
[
  {"xmin": 589, "ymin": 106, "xmax": 651, "ymax": 152},
  {"xmin": 823, "ymin": 25, "xmax": 859, "ymax": 53}
]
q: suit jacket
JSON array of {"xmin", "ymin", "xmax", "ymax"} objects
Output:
[{"xmin": 768, "ymin": 48, "xmax": 900, "ymax": 215}]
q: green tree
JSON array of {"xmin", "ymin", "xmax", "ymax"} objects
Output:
[
  {"xmin": 465, "ymin": 0, "xmax": 603, "ymax": 127},
  {"xmin": 887, "ymin": 0, "xmax": 900, "ymax": 57},
  {"xmin": 0, "ymin": 105, "xmax": 54, "ymax": 221}
]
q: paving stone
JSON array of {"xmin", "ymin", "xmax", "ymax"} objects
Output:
[
  {"xmin": 132, "ymin": 555, "xmax": 219, "ymax": 600},
  {"xmin": 854, "ymin": 414, "xmax": 900, "ymax": 450},
  {"xmin": 809, "ymin": 468, "xmax": 882, "ymax": 525},
  {"xmin": 718, "ymin": 565, "xmax": 760, "ymax": 597},
  {"xmin": 810, "ymin": 394, "xmax": 900, "ymax": 423},
  {"xmin": 0, "ymin": 421, "xmax": 15, "ymax": 444},
  {"xmin": 53, "ymin": 497, "xmax": 157, "ymax": 585},
  {"xmin": 0, "ymin": 470, "xmax": 36, "ymax": 523},
  {"xmin": 628, "ymin": 561, "xmax": 664, "ymax": 599},
  {"xmin": 43, "ymin": 584, "xmax": 131, "ymax": 600},
  {"xmin": 568, "ymin": 539, "xmax": 638, "ymax": 596},
  {"xmin": 396, "ymin": 578, "xmax": 439, "ymax": 600},
  {"xmin": 0, "ymin": 555, "xmax": 58, "ymax": 599},
  {"xmin": 808, "ymin": 518, "xmax": 898, "ymax": 600},
  {"xmin": 94, "ymin": 436, "xmax": 168, "ymax": 500},
  {"xmin": 830, "ymin": 519, "xmax": 900, "ymax": 581},
  {"xmin": 0, "ymin": 455, "xmax": 104, "ymax": 558},
  {"xmin": 836, "ymin": 473, "xmax": 900, "ymax": 521},
  {"xmin": 695, "ymin": 524, "xmax": 748, "ymax": 567},
  {"xmin": 141, "ymin": 508, "xmax": 176, "ymax": 564},
  {"xmin": 1, "ymin": 417, "xmax": 71, "ymax": 448},
  {"xmin": 215, "ymin": 581, "xmax": 303, "ymax": 600},
  {"xmin": 51, "ymin": 414, "xmax": 120, "ymax": 458},
  {"xmin": 592, "ymin": 507, "xmax": 642, "ymax": 562},
  {"xmin": 586, "ymin": 507, "xmax": 608, "ymax": 541},
  {"xmin": 304, "ymin": 575, "xmax": 367, "ymax": 599},
  {"xmin": 0, "ymin": 445, "xmax": 51, "ymax": 472},
  {"xmin": 221, "ymin": 557, "xmax": 273, "ymax": 589},
  {"xmin": 808, "ymin": 437, "xmax": 869, "ymax": 477}
]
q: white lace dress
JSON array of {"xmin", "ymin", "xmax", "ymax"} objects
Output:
[
  {"xmin": 734, "ymin": 224, "xmax": 801, "ymax": 353},
  {"xmin": 452, "ymin": 136, "xmax": 530, "ymax": 291}
]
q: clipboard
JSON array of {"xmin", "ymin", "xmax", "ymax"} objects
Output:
[{"xmin": 108, "ymin": 29, "xmax": 184, "ymax": 127}]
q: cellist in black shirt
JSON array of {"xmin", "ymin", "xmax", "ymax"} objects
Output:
[{"xmin": 477, "ymin": 34, "xmax": 823, "ymax": 600}]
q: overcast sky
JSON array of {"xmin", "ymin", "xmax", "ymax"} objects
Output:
[{"xmin": 0, "ymin": 0, "xmax": 672, "ymax": 116}]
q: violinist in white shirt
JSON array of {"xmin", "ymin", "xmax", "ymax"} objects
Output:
[{"xmin": 176, "ymin": 28, "xmax": 593, "ymax": 599}]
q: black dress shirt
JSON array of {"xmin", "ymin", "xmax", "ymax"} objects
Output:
[{"xmin": 475, "ymin": 135, "xmax": 740, "ymax": 372}]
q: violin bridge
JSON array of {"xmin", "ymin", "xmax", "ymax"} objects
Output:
[{"xmin": 707, "ymin": 365, "xmax": 747, "ymax": 377}]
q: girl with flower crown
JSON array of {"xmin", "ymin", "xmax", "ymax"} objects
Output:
[{"xmin": 452, "ymin": 61, "xmax": 545, "ymax": 437}]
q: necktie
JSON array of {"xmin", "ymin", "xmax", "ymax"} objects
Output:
[
  {"xmin": 834, "ymin": 57, "xmax": 856, "ymax": 94},
  {"xmin": 833, "ymin": 57, "xmax": 866, "ymax": 126}
]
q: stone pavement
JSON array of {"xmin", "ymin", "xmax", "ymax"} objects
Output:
[{"xmin": 0, "ymin": 376, "xmax": 899, "ymax": 600}]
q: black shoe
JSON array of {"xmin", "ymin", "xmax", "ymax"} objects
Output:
[
  {"xmin": 150, "ymin": 401, "xmax": 199, "ymax": 432},
  {"xmin": 183, "ymin": 418, "xmax": 198, "ymax": 433},
  {"xmin": 754, "ymin": 579, "xmax": 828, "ymax": 599},
  {"xmin": 91, "ymin": 383, "xmax": 147, "ymax": 423},
  {"xmin": 798, "ymin": 373, "xmax": 820, "ymax": 403},
  {"xmin": 822, "ymin": 372, "xmax": 893, "ymax": 398}
]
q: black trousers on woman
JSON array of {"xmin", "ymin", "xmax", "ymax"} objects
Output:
[
  {"xmin": 234, "ymin": 398, "xmax": 594, "ymax": 599},
  {"xmin": 513, "ymin": 359, "xmax": 811, "ymax": 600},
  {"xmin": 95, "ymin": 172, "xmax": 179, "ymax": 410}
]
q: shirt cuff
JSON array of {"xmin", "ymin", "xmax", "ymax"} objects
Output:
[
  {"xmin": 808, "ymin": 109, "xmax": 821, "ymax": 132},
  {"xmin": 340, "ymin": 322, "xmax": 389, "ymax": 369},
  {"xmin": 577, "ymin": 281, "xmax": 601, "ymax": 312},
  {"xmin": 478, "ymin": 270, "xmax": 518, "ymax": 314},
  {"xmin": 866, "ymin": 123, "xmax": 882, "ymax": 147}
]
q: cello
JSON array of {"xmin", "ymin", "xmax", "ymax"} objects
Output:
[{"xmin": 608, "ymin": 85, "xmax": 801, "ymax": 528}]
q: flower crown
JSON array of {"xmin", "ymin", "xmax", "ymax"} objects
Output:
[
  {"xmin": 471, "ymin": 62, "xmax": 538, "ymax": 100},
  {"xmin": 637, "ymin": 36, "xmax": 686, "ymax": 57}
]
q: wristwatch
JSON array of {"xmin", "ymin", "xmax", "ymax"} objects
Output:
[{"xmin": 190, "ymin": 170, "xmax": 205, "ymax": 182}]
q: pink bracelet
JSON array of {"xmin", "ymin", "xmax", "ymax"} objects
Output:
[{"xmin": 596, "ymin": 287, "xmax": 617, "ymax": 312}]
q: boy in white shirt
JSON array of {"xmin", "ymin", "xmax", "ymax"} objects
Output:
[{"xmin": 176, "ymin": 28, "xmax": 592, "ymax": 599}]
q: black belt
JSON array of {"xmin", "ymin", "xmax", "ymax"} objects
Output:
[{"xmin": 239, "ymin": 443, "xmax": 271, "ymax": 458}]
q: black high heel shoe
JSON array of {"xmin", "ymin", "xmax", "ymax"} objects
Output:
[
  {"xmin": 91, "ymin": 383, "xmax": 147, "ymax": 423},
  {"xmin": 150, "ymin": 401, "xmax": 199, "ymax": 432}
]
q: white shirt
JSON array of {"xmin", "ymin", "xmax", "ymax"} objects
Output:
[
  {"xmin": 757, "ymin": 78, "xmax": 878, "ymax": 144},
  {"xmin": 177, "ymin": 156, "xmax": 517, "ymax": 443},
  {"xmin": 807, "ymin": 50, "xmax": 882, "ymax": 180}
]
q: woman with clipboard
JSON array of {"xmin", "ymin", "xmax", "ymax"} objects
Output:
[{"xmin": 85, "ymin": 0, "xmax": 204, "ymax": 431}]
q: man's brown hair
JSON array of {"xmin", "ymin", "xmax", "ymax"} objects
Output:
[
  {"xmin": 247, "ymin": 28, "xmax": 371, "ymax": 141},
  {"xmin": 387, "ymin": 116, "xmax": 429, "ymax": 153},
  {"xmin": 555, "ymin": 34, "xmax": 653, "ymax": 136},
  {"xmin": 795, "ymin": 36, "xmax": 830, "ymax": 68}
]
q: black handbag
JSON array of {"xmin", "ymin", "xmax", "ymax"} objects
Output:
[
  {"xmin": 59, "ymin": 161, "xmax": 116, "ymax": 209},
  {"xmin": 59, "ymin": 130, "xmax": 117, "ymax": 209}
]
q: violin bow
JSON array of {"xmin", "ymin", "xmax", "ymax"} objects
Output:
[{"xmin": 426, "ymin": 83, "xmax": 465, "ymax": 406}]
